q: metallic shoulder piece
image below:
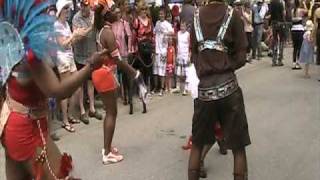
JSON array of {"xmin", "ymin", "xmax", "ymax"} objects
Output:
[{"xmin": 193, "ymin": 5, "xmax": 234, "ymax": 52}]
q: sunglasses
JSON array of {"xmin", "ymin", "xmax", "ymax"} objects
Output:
[{"xmin": 63, "ymin": 6, "xmax": 70, "ymax": 10}]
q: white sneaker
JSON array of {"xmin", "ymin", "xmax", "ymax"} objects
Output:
[
  {"xmin": 102, "ymin": 149, "xmax": 123, "ymax": 165},
  {"xmin": 171, "ymin": 88, "xmax": 180, "ymax": 93},
  {"xmin": 158, "ymin": 90, "xmax": 163, "ymax": 96},
  {"xmin": 182, "ymin": 90, "xmax": 188, "ymax": 96}
]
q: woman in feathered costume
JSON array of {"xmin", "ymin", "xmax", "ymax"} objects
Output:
[
  {"xmin": 0, "ymin": 0, "xmax": 107, "ymax": 179},
  {"xmin": 92, "ymin": 0, "xmax": 147, "ymax": 164}
]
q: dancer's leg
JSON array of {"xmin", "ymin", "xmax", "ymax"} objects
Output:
[
  {"xmin": 6, "ymin": 137, "xmax": 75, "ymax": 180},
  {"xmin": 233, "ymin": 148, "xmax": 248, "ymax": 180},
  {"xmin": 199, "ymin": 144, "xmax": 213, "ymax": 178},
  {"xmin": 188, "ymin": 144, "xmax": 203, "ymax": 180},
  {"xmin": 100, "ymin": 90, "xmax": 118, "ymax": 155},
  {"xmin": 5, "ymin": 154, "xmax": 31, "ymax": 180},
  {"xmin": 201, "ymin": 144, "xmax": 213, "ymax": 162}
]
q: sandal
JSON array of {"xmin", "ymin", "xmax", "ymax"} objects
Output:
[
  {"xmin": 62, "ymin": 123, "xmax": 75, "ymax": 133},
  {"xmin": 68, "ymin": 116, "xmax": 80, "ymax": 124}
]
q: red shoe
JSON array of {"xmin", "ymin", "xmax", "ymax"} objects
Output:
[{"xmin": 182, "ymin": 136, "xmax": 192, "ymax": 150}]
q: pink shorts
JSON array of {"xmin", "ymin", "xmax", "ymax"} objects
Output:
[{"xmin": 166, "ymin": 64, "xmax": 174, "ymax": 76}]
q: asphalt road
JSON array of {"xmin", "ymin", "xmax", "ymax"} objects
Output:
[{"xmin": 0, "ymin": 49, "xmax": 319, "ymax": 180}]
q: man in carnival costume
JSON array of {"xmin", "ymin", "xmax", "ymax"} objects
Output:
[
  {"xmin": 0, "ymin": 0, "xmax": 107, "ymax": 179},
  {"xmin": 188, "ymin": 0, "xmax": 251, "ymax": 179}
]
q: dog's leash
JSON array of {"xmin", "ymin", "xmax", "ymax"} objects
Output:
[{"xmin": 128, "ymin": 53, "xmax": 155, "ymax": 68}]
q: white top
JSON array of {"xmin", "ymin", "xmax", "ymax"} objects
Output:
[
  {"xmin": 291, "ymin": 24, "xmax": 305, "ymax": 31},
  {"xmin": 154, "ymin": 20, "xmax": 174, "ymax": 55},
  {"xmin": 253, "ymin": 3, "xmax": 269, "ymax": 22},
  {"xmin": 258, "ymin": 3, "xmax": 269, "ymax": 19},
  {"xmin": 177, "ymin": 31, "xmax": 190, "ymax": 58},
  {"xmin": 54, "ymin": 21, "xmax": 74, "ymax": 61}
]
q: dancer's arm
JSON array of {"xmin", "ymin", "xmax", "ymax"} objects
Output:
[
  {"xmin": 100, "ymin": 28, "xmax": 137, "ymax": 79},
  {"xmin": 28, "ymin": 51, "xmax": 107, "ymax": 99}
]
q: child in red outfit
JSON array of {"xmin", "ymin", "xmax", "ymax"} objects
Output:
[{"xmin": 166, "ymin": 37, "xmax": 175, "ymax": 92}]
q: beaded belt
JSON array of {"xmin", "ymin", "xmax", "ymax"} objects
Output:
[
  {"xmin": 6, "ymin": 95, "xmax": 48, "ymax": 119},
  {"xmin": 198, "ymin": 78, "xmax": 239, "ymax": 101}
]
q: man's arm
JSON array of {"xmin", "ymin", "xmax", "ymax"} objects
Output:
[
  {"xmin": 72, "ymin": 15, "xmax": 92, "ymax": 40},
  {"xmin": 230, "ymin": 11, "xmax": 248, "ymax": 70}
]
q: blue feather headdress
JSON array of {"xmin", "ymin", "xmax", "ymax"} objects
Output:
[{"xmin": 0, "ymin": 0, "xmax": 57, "ymax": 86}]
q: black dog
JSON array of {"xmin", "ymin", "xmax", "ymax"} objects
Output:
[{"xmin": 122, "ymin": 54, "xmax": 149, "ymax": 115}]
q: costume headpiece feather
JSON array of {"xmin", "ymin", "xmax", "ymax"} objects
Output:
[{"xmin": 0, "ymin": 0, "xmax": 56, "ymax": 86}]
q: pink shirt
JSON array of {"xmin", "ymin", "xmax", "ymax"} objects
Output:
[{"xmin": 112, "ymin": 19, "xmax": 132, "ymax": 57}]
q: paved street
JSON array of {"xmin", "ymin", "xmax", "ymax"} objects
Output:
[{"xmin": 0, "ymin": 49, "xmax": 320, "ymax": 180}]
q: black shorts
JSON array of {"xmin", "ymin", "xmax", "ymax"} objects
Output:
[{"xmin": 192, "ymin": 88, "xmax": 251, "ymax": 150}]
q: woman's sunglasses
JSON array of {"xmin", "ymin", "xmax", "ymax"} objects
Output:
[{"xmin": 63, "ymin": 6, "xmax": 70, "ymax": 10}]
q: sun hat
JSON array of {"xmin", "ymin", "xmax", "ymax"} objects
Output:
[{"xmin": 56, "ymin": 0, "xmax": 73, "ymax": 17}]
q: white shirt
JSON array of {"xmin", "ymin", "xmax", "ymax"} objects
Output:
[
  {"xmin": 253, "ymin": 3, "xmax": 269, "ymax": 20},
  {"xmin": 54, "ymin": 21, "xmax": 74, "ymax": 61},
  {"xmin": 259, "ymin": 3, "xmax": 269, "ymax": 19},
  {"xmin": 177, "ymin": 31, "xmax": 190, "ymax": 58},
  {"xmin": 154, "ymin": 20, "xmax": 174, "ymax": 55}
]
